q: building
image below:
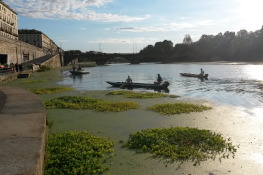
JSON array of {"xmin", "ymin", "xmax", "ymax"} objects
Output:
[
  {"xmin": 0, "ymin": 0, "xmax": 18, "ymax": 40},
  {"xmin": 18, "ymin": 29, "xmax": 59, "ymax": 55},
  {"xmin": 0, "ymin": 1, "xmax": 62, "ymax": 68}
]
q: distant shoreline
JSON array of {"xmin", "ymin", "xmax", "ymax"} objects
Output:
[{"xmin": 170, "ymin": 61, "xmax": 263, "ymax": 65}]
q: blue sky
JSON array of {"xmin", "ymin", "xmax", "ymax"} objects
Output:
[{"xmin": 4, "ymin": 0, "xmax": 263, "ymax": 53}]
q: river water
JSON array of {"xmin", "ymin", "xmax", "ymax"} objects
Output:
[
  {"xmin": 57, "ymin": 62, "xmax": 263, "ymax": 174},
  {"xmin": 58, "ymin": 62, "xmax": 263, "ymax": 109}
]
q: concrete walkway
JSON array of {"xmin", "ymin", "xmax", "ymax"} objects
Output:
[{"xmin": 0, "ymin": 86, "xmax": 46, "ymax": 175}]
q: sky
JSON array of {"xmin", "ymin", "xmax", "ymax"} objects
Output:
[{"xmin": 3, "ymin": 0, "xmax": 263, "ymax": 53}]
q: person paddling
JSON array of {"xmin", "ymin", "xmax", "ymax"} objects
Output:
[
  {"xmin": 125, "ymin": 76, "xmax": 133, "ymax": 84},
  {"xmin": 200, "ymin": 68, "xmax": 204, "ymax": 76},
  {"xmin": 157, "ymin": 74, "xmax": 163, "ymax": 84}
]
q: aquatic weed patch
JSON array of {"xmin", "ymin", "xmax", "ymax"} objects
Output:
[
  {"xmin": 126, "ymin": 127, "xmax": 237, "ymax": 167},
  {"xmin": 147, "ymin": 103, "xmax": 212, "ymax": 115},
  {"xmin": 44, "ymin": 96, "xmax": 139, "ymax": 112},
  {"xmin": 107, "ymin": 90, "xmax": 179, "ymax": 99},
  {"xmin": 29, "ymin": 87, "xmax": 74, "ymax": 94},
  {"xmin": 37, "ymin": 65, "xmax": 51, "ymax": 72},
  {"xmin": 23, "ymin": 80, "xmax": 47, "ymax": 83},
  {"xmin": 45, "ymin": 131, "xmax": 115, "ymax": 175}
]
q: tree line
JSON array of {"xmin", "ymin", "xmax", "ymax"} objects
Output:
[
  {"xmin": 64, "ymin": 26, "xmax": 263, "ymax": 64},
  {"xmin": 139, "ymin": 26, "xmax": 263, "ymax": 62}
]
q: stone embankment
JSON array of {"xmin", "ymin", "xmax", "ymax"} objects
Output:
[{"xmin": 0, "ymin": 86, "xmax": 46, "ymax": 175}]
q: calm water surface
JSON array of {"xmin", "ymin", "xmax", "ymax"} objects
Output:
[
  {"xmin": 57, "ymin": 63, "xmax": 263, "ymax": 173},
  {"xmin": 58, "ymin": 63, "xmax": 263, "ymax": 110}
]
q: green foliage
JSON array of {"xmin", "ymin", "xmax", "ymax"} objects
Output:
[
  {"xmin": 107, "ymin": 90, "xmax": 179, "ymax": 99},
  {"xmin": 126, "ymin": 127, "xmax": 237, "ymax": 167},
  {"xmin": 37, "ymin": 65, "xmax": 51, "ymax": 72},
  {"xmin": 44, "ymin": 96, "xmax": 139, "ymax": 112},
  {"xmin": 147, "ymin": 103, "xmax": 212, "ymax": 115},
  {"xmin": 140, "ymin": 40, "xmax": 173, "ymax": 58},
  {"xmin": 29, "ymin": 87, "xmax": 74, "ymax": 94},
  {"xmin": 139, "ymin": 26, "xmax": 263, "ymax": 62},
  {"xmin": 45, "ymin": 131, "xmax": 115, "ymax": 175}
]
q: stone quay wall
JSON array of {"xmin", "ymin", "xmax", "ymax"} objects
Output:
[
  {"xmin": 0, "ymin": 35, "xmax": 45, "ymax": 65},
  {"xmin": 41, "ymin": 54, "xmax": 62, "ymax": 68},
  {"xmin": 0, "ymin": 72, "xmax": 17, "ymax": 85}
]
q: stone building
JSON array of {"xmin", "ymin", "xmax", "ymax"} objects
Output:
[
  {"xmin": 0, "ymin": 0, "xmax": 18, "ymax": 40},
  {"xmin": 18, "ymin": 29, "xmax": 59, "ymax": 56},
  {"xmin": 0, "ymin": 1, "xmax": 63, "ymax": 68}
]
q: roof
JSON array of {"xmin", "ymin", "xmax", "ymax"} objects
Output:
[
  {"xmin": 0, "ymin": 1, "xmax": 17, "ymax": 15},
  {"xmin": 18, "ymin": 29, "xmax": 43, "ymax": 35}
]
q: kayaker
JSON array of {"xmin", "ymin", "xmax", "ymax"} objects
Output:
[
  {"xmin": 200, "ymin": 68, "xmax": 204, "ymax": 76},
  {"xmin": 77, "ymin": 65, "xmax": 82, "ymax": 71},
  {"xmin": 125, "ymin": 76, "xmax": 133, "ymax": 84},
  {"xmin": 157, "ymin": 74, "xmax": 163, "ymax": 84}
]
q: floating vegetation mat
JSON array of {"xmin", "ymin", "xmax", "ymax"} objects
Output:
[
  {"xmin": 44, "ymin": 96, "xmax": 140, "ymax": 112},
  {"xmin": 125, "ymin": 127, "xmax": 237, "ymax": 168},
  {"xmin": 29, "ymin": 87, "xmax": 74, "ymax": 94},
  {"xmin": 45, "ymin": 131, "xmax": 115, "ymax": 175},
  {"xmin": 147, "ymin": 103, "xmax": 212, "ymax": 115},
  {"xmin": 107, "ymin": 90, "xmax": 179, "ymax": 99},
  {"xmin": 37, "ymin": 65, "xmax": 51, "ymax": 72},
  {"xmin": 23, "ymin": 80, "xmax": 47, "ymax": 83}
]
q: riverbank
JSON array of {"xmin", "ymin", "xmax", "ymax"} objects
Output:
[
  {"xmin": 0, "ymin": 86, "xmax": 46, "ymax": 175},
  {"xmin": 3, "ymin": 67, "xmax": 263, "ymax": 174}
]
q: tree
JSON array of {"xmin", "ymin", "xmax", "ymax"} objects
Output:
[
  {"xmin": 183, "ymin": 34, "xmax": 193, "ymax": 44},
  {"xmin": 139, "ymin": 45, "xmax": 154, "ymax": 55}
]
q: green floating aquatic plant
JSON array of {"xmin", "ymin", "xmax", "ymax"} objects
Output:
[
  {"xmin": 107, "ymin": 90, "xmax": 179, "ymax": 99},
  {"xmin": 37, "ymin": 65, "xmax": 51, "ymax": 72},
  {"xmin": 45, "ymin": 131, "xmax": 115, "ymax": 175},
  {"xmin": 29, "ymin": 87, "xmax": 74, "ymax": 94},
  {"xmin": 24, "ymin": 80, "xmax": 47, "ymax": 83},
  {"xmin": 44, "ymin": 96, "xmax": 139, "ymax": 112},
  {"xmin": 126, "ymin": 127, "xmax": 237, "ymax": 168},
  {"xmin": 147, "ymin": 103, "xmax": 212, "ymax": 115}
]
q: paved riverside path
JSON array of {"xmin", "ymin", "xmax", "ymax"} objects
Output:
[{"xmin": 0, "ymin": 86, "xmax": 46, "ymax": 175}]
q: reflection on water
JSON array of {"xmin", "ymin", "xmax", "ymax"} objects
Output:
[{"xmin": 58, "ymin": 63, "xmax": 263, "ymax": 108}]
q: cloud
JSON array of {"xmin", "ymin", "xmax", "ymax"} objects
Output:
[
  {"xmin": 4, "ymin": 0, "xmax": 149, "ymax": 22},
  {"xmin": 109, "ymin": 21, "xmax": 210, "ymax": 33},
  {"xmin": 88, "ymin": 37, "xmax": 157, "ymax": 44}
]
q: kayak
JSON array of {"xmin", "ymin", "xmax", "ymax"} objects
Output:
[
  {"xmin": 106, "ymin": 81, "xmax": 170, "ymax": 89},
  {"xmin": 180, "ymin": 73, "xmax": 208, "ymax": 79},
  {"xmin": 69, "ymin": 69, "xmax": 90, "ymax": 75}
]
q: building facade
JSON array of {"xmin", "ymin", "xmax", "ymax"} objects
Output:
[
  {"xmin": 18, "ymin": 29, "xmax": 59, "ymax": 55},
  {"xmin": 0, "ymin": 1, "xmax": 18, "ymax": 40},
  {"xmin": 0, "ymin": 1, "xmax": 62, "ymax": 68}
]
